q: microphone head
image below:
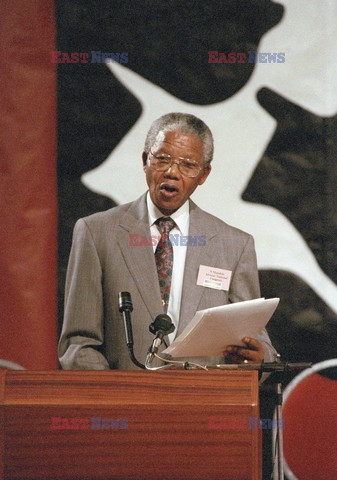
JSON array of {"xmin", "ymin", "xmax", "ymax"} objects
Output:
[
  {"xmin": 118, "ymin": 291, "xmax": 133, "ymax": 313},
  {"xmin": 149, "ymin": 314, "xmax": 175, "ymax": 336}
]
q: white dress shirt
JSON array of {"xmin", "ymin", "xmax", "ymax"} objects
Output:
[{"xmin": 146, "ymin": 192, "xmax": 189, "ymax": 342}]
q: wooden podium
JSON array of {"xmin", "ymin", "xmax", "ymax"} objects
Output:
[{"xmin": 0, "ymin": 370, "xmax": 261, "ymax": 480}]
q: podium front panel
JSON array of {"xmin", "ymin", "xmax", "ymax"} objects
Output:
[{"xmin": 0, "ymin": 370, "xmax": 261, "ymax": 480}]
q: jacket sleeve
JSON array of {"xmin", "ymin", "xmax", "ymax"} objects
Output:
[{"xmin": 58, "ymin": 218, "xmax": 110, "ymax": 369}]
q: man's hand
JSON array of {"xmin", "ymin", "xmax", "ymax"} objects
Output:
[{"xmin": 223, "ymin": 337, "xmax": 265, "ymax": 364}]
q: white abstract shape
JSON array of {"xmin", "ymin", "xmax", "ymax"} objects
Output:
[
  {"xmin": 82, "ymin": 64, "xmax": 337, "ymax": 314},
  {"xmin": 82, "ymin": 3, "xmax": 337, "ymax": 314},
  {"xmin": 249, "ymin": 0, "xmax": 337, "ymax": 116},
  {"xmin": 82, "ymin": 63, "xmax": 275, "ymax": 207}
]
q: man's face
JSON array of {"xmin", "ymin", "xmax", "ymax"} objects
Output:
[{"xmin": 142, "ymin": 130, "xmax": 211, "ymax": 215}]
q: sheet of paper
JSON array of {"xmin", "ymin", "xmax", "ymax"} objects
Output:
[{"xmin": 163, "ymin": 297, "xmax": 279, "ymax": 357}]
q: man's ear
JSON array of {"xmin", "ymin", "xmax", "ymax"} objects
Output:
[
  {"xmin": 198, "ymin": 164, "xmax": 211, "ymax": 186},
  {"xmin": 142, "ymin": 151, "xmax": 148, "ymax": 169}
]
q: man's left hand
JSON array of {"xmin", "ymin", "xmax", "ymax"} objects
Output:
[{"xmin": 223, "ymin": 337, "xmax": 265, "ymax": 364}]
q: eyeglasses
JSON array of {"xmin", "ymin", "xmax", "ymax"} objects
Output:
[{"xmin": 148, "ymin": 151, "xmax": 203, "ymax": 178}]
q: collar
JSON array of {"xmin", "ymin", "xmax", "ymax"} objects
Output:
[{"xmin": 146, "ymin": 191, "xmax": 189, "ymax": 235}]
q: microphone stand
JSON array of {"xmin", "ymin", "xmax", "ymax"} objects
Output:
[
  {"xmin": 274, "ymin": 381, "xmax": 284, "ymax": 480},
  {"xmin": 118, "ymin": 292, "xmax": 145, "ymax": 369}
]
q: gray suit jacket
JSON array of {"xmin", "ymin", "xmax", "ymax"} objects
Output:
[{"xmin": 58, "ymin": 193, "xmax": 276, "ymax": 370}]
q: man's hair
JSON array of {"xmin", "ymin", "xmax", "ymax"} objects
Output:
[{"xmin": 144, "ymin": 112, "xmax": 214, "ymax": 164}]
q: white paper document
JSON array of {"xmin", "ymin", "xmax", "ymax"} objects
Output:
[{"xmin": 163, "ymin": 298, "xmax": 279, "ymax": 357}]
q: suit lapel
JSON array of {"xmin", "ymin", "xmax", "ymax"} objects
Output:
[
  {"xmin": 178, "ymin": 201, "xmax": 219, "ymax": 334},
  {"xmin": 116, "ymin": 194, "xmax": 163, "ymax": 321}
]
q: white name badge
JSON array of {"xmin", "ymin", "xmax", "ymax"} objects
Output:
[{"xmin": 197, "ymin": 265, "xmax": 232, "ymax": 291}]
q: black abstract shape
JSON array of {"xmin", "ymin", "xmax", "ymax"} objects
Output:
[
  {"xmin": 259, "ymin": 270, "xmax": 337, "ymax": 367},
  {"xmin": 55, "ymin": 0, "xmax": 284, "ymax": 104},
  {"xmin": 243, "ymin": 88, "xmax": 337, "ymax": 284}
]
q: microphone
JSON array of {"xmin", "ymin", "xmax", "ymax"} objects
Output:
[
  {"xmin": 147, "ymin": 314, "xmax": 175, "ymax": 363},
  {"xmin": 118, "ymin": 292, "xmax": 145, "ymax": 369},
  {"xmin": 260, "ymin": 361, "xmax": 312, "ymax": 372},
  {"xmin": 118, "ymin": 291, "xmax": 134, "ymax": 347},
  {"xmin": 211, "ymin": 361, "xmax": 312, "ymax": 372}
]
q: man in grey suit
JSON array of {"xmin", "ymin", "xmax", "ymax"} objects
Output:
[{"xmin": 59, "ymin": 112, "xmax": 276, "ymax": 370}]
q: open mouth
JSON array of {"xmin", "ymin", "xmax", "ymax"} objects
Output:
[{"xmin": 160, "ymin": 183, "xmax": 179, "ymax": 193}]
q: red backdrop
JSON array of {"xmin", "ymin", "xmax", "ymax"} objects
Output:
[{"xmin": 0, "ymin": 0, "xmax": 57, "ymax": 369}]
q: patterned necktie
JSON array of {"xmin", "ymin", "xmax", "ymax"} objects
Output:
[{"xmin": 155, "ymin": 217, "xmax": 175, "ymax": 312}]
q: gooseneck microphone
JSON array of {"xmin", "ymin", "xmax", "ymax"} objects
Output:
[
  {"xmin": 210, "ymin": 362, "xmax": 312, "ymax": 372},
  {"xmin": 118, "ymin": 292, "xmax": 145, "ymax": 369},
  {"xmin": 147, "ymin": 314, "xmax": 175, "ymax": 363}
]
